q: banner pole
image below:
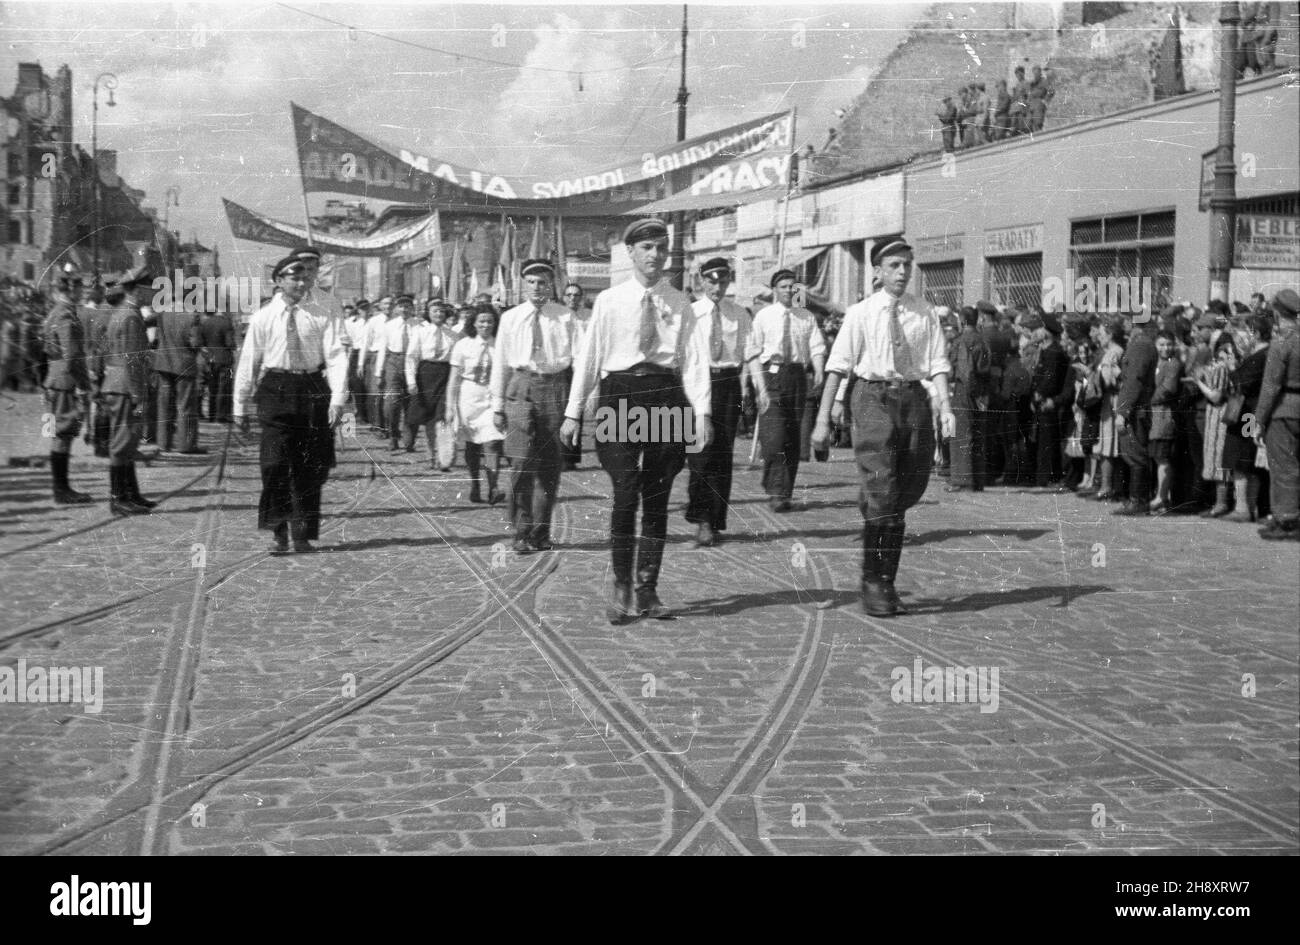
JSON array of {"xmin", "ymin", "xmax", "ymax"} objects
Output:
[{"xmin": 776, "ymin": 106, "xmax": 797, "ymax": 269}]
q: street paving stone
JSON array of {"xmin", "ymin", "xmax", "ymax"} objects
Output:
[{"xmin": 0, "ymin": 391, "xmax": 1296, "ymax": 855}]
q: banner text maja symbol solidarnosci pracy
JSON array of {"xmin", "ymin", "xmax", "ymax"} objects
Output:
[{"xmin": 290, "ymin": 102, "xmax": 794, "ymax": 216}]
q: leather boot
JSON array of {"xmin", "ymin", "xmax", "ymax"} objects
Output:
[
  {"xmin": 109, "ymin": 467, "xmax": 148, "ymax": 516},
  {"xmin": 634, "ymin": 535, "xmax": 671, "ymax": 618},
  {"xmin": 879, "ymin": 518, "xmax": 909, "ymax": 614},
  {"xmin": 125, "ymin": 464, "xmax": 157, "ymax": 509},
  {"xmin": 860, "ymin": 521, "xmax": 896, "ymax": 617},
  {"xmin": 51, "ymin": 452, "xmax": 94, "ymax": 504}
]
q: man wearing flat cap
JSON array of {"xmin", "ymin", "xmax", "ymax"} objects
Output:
[
  {"xmin": 373, "ymin": 295, "xmax": 412, "ymax": 452},
  {"xmin": 234, "ymin": 256, "xmax": 349, "ymax": 553},
  {"xmin": 812, "ymin": 236, "xmax": 955, "ymax": 617},
  {"xmin": 1112, "ymin": 304, "xmax": 1159, "ymax": 515},
  {"xmin": 491, "ymin": 258, "xmax": 577, "ymax": 553},
  {"xmin": 561, "ymin": 218, "xmax": 713, "ymax": 623},
  {"xmin": 747, "ymin": 267, "xmax": 825, "ymax": 512},
  {"xmin": 361, "ymin": 296, "xmax": 391, "ymax": 435},
  {"xmin": 1255, "ymin": 288, "xmax": 1300, "ymax": 540},
  {"xmin": 344, "ymin": 299, "xmax": 370, "ymax": 424},
  {"xmin": 686, "ymin": 257, "xmax": 760, "ymax": 547},
  {"xmin": 1030, "ymin": 311, "xmax": 1073, "ymax": 489},
  {"xmin": 100, "ymin": 256, "xmax": 161, "ymax": 515}
]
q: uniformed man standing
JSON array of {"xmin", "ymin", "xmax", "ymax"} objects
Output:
[
  {"xmin": 101, "ymin": 260, "xmax": 160, "ymax": 516},
  {"xmin": 811, "ymin": 236, "xmax": 954, "ymax": 617},
  {"xmin": 1113, "ymin": 308, "xmax": 1159, "ymax": 516},
  {"xmin": 561, "ymin": 282, "xmax": 589, "ymax": 470},
  {"xmin": 200, "ymin": 304, "xmax": 236, "ymax": 423},
  {"xmin": 234, "ymin": 256, "xmax": 349, "ymax": 554},
  {"xmin": 373, "ymin": 295, "xmax": 411, "ymax": 452},
  {"xmin": 492, "ymin": 259, "xmax": 576, "ymax": 554},
  {"xmin": 42, "ymin": 264, "xmax": 95, "ymax": 504},
  {"xmin": 561, "ymin": 219, "xmax": 712, "ymax": 623},
  {"xmin": 77, "ymin": 277, "xmax": 111, "ymax": 457},
  {"xmin": 1255, "ymin": 289, "xmax": 1300, "ymax": 540},
  {"xmin": 686, "ymin": 257, "xmax": 760, "ymax": 547},
  {"xmin": 153, "ymin": 295, "xmax": 206, "ymax": 454},
  {"xmin": 748, "ymin": 268, "xmax": 825, "ymax": 512}
]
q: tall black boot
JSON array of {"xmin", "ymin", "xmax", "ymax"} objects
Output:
[
  {"xmin": 633, "ymin": 534, "xmax": 671, "ymax": 619},
  {"xmin": 51, "ymin": 452, "xmax": 93, "ymax": 504},
  {"xmin": 879, "ymin": 518, "xmax": 908, "ymax": 614},
  {"xmin": 124, "ymin": 464, "xmax": 157, "ymax": 509},
  {"xmin": 110, "ymin": 467, "xmax": 147, "ymax": 516},
  {"xmin": 860, "ymin": 520, "xmax": 895, "ymax": 617},
  {"xmin": 607, "ymin": 532, "xmax": 637, "ymax": 624}
]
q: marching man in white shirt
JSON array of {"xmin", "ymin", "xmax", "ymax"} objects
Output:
[
  {"xmin": 811, "ymin": 236, "xmax": 955, "ymax": 616},
  {"xmin": 748, "ymin": 268, "xmax": 825, "ymax": 512},
  {"xmin": 561, "ymin": 219, "xmax": 713, "ymax": 623},
  {"xmin": 686, "ymin": 257, "xmax": 763, "ymax": 547},
  {"xmin": 373, "ymin": 295, "xmax": 412, "ymax": 452},
  {"xmin": 234, "ymin": 255, "xmax": 349, "ymax": 554},
  {"xmin": 491, "ymin": 259, "xmax": 576, "ymax": 553}
]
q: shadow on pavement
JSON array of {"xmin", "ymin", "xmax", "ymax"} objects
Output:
[{"xmin": 905, "ymin": 527, "xmax": 1053, "ymax": 545}]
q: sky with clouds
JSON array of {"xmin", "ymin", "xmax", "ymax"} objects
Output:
[{"xmin": 2, "ymin": 0, "xmax": 926, "ymax": 278}]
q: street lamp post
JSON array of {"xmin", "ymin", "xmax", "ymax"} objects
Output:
[
  {"xmin": 1208, "ymin": 3, "xmax": 1239, "ymax": 303},
  {"xmin": 91, "ymin": 72, "xmax": 118, "ymax": 287}
]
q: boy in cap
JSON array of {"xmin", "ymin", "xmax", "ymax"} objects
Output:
[
  {"xmin": 561, "ymin": 218, "xmax": 713, "ymax": 622},
  {"xmin": 234, "ymin": 256, "xmax": 349, "ymax": 553},
  {"xmin": 748, "ymin": 267, "xmax": 825, "ymax": 512},
  {"xmin": 811, "ymin": 236, "xmax": 954, "ymax": 617},
  {"xmin": 491, "ymin": 258, "xmax": 577, "ymax": 552}
]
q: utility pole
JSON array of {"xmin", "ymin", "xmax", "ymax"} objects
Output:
[
  {"xmin": 1208, "ymin": 2, "xmax": 1239, "ymax": 303},
  {"xmin": 670, "ymin": 4, "xmax": 689, "ymax": 290}
]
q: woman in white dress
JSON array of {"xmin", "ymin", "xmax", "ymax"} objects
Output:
[
  {"xmin": 446, "ymin": 309, "xmax": 505, "ymax": 505},
  {"xmin": 1091, "ymin": 317, "xmax": 1126, "ymax": 501}
]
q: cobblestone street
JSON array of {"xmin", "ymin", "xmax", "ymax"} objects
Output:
[{"xmin": 1, "ymin": 398, "xmax": 1296, "ymax": 855}]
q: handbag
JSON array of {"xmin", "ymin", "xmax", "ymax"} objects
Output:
[{"xmin": 1222, "ymin": 390, "xmax": 1245, "ymax": 426}]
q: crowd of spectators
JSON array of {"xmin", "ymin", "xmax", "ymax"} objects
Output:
[
  {"xmin": 936, "ymin": 64, "xmax": 1054, "ymax": 152},
  {"xmin": 1236, "ymin": 2, "xmax": 1280, "ymax": 77},
  {"xmin": 0, "ymin": 282, "xmax": 52, "ymax": 393}
]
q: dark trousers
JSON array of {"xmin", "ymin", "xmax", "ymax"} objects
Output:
[
  {"xmin": 206, "ymin": 364, "xmax": 233, "ymax": 421},
  {"xmin": 852, "ymin": 380, "xmax": 933, "ymax": 584},
  {"xmin": 1033, "ymin": 403, "xmax": 1064, "ymax": 485},
  {"xmin": 594, "ymin": 369, "xmax": 688, "ymax": 591},
  {"xmin": 361, "ymin": 350, "xmax": 380, "ymax": 430},
  {"xmin": 380, "ymin": 357, "xmax": 407, "ymax": 448},
  {"xmin": 503, "ymin": 369, "xmax": 567, "ymax": 543},
  {"xmin": 1266, "ymin": 417, "xmax": 1300, "ymax": 523},
  {"xmin": 256, "ymin": 370, "xmax": 332, "ymax": 541},
  {"xmin": 103, "ymin": 392, "xmax": 142, "ymax": 465},
  {"xmin": 141, "ymin": 374, "xmax": 158, "ymax": 443},
  {"xmin": 686, "ymin": 368, "xmax": 742, "ymax": 530},
  {"xmin": 347, "ymin": 349, "xmax": 367, "ymax": 424},
  {"xmin": 156, "ymin": 370, "xmax": 198, "ymax": 451},
  {"xmin": 759, "ymin": 363, "xmax": 806, "ymax": 499},
  {"xmin": 949, "ymin": 382, "xmax": 986, "ymax": 488},
  {"xmin": 1119, "ymin": 407, "xmax": 1152, "ymax": 504},
  {"xmin": 561, "ymin": 367, "xmax": 583, "ymax": 467}
]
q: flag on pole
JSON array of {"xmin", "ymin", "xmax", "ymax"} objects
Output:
[
  {"xmin": 493, "ymin": 216, "xmax": 515, "ymax": 306},
  {"xmin": 447, "ymin": 238, "xmax": 465, "ymax": 304},
  {"xmin": 553, "ymin": 215, "xmax": 568, "ymax": 297},
  {"xmin": 468, "ymin": 266, "xmax": 480, "ymax": 300},
  {"xmin": 529, "ymin": 217, "xmax": 546, "ymax": 259},
  {"xmin": 428, "ymin": 211, "xmax": 446, "ymax": 298}
]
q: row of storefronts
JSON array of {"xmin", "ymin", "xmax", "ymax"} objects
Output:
[{"xmin": 686, "ymin": 71, "xmax": 1298, "ymax": 312}]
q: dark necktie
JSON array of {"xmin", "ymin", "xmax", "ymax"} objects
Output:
[
  {"xmin": 640, "ymin": 291, "xmax": 658, "ymax": 359},
  {"xmin": 780, "ymin": 307, "xmax": 793, "ymax": 363},
  {"xmin": 532, "ymin": 306, "xmax": 545, "ymax": 364},
  {"xmin": 890, "ymin": 299, "xmax": 913, "ymax": 377},
  {"xmin": 710, "ymin": 303, "xmax": 724, "ymax": 362}
]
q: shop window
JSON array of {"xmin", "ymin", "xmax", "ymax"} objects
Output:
[
  {"xmin": 7, "ymin": 183, "xmax": 19, "ymax": 206},
  {"xmin": 986, "ymin": 253, "xmax": 1042, "ymax": 311},
  {"xmin": 1070, "ymin": 209, "xmax": 1175, "ymax": 312},
  {"xmin": 918, "ymin": 261, "xmax": 964, "ymax": 311},
  {"xmin": 7, "ymin": 219, "xmax": 21, "ymax": 243}
]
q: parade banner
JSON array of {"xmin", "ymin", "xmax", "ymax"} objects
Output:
[
  {"xmin": 222, "ymin": 198, "xmax": 440, "ymax": 256},
  {"xmin": 291, "ymin": 102, "xmax": 794, "ymax": 216}
]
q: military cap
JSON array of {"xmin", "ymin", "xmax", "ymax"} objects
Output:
[
  {"xmin": 394, "ymin": 294, "xmax": 414, "ymax": 306},
  {"xmin": 870, "ymin": 235, "xmax": 913, "ymax": 267},
  {"xmin": 699, "ymin": 257, "xmax": 733, "ymax": 279},
  {"xmin": 621, "ymin": 218, "xmax": 669, "ymax": 245},
  {"xmin": 354, "ymin": 299, "xmax": 370, "ymax": 311},
  {"xmin": 520, "ymin": 258, "xmax": 555, "ymax": 278},
  {"xmin": 271, "ymin": 256, "xmax": 308, "ymax": 280},
  {"xmin": 289, "ymin": 245, "xmax": 322, "ymax": 263},
  {"xmin": 1272, "ymin": 289, "xmax": 1300, "ymax": 318},
  {"xmin": 769, "ymin": 268, "xmax": 797, "ymax": 288}
]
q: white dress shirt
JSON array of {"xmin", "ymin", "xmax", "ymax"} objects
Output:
[
  {"xmin": 565, "ymin": 277, "xmax": 711, "ymax": 423},
  {"xmin": 692, "ymin": 296, "xmax": 754, "ymax": 368},
  {"xmin": 363, "ymin": 313, "xmax": 386, "ymax": 354},
  {"xmin": 746, "ymin": 303, "xmax": 826, "ymax": 367},
  {"xmin": 232, "ymin": 294, "xmax": 349, "ymax": 416},
  {"xmin": 825, "ymin": 289, "xmax": 951, "ymax": 382},
  {"xmin": 488, "ymin": 300, "xmax": 576, "ymax": 413},
  {"xmin": 344, "ymin": 315, "xmax": 368, "ymax": 351},
  {"xmin": 372, "ymin": 316, "xmax": 409, "ymax": 378},
  {"xmin": 405, "ymin": 320, "xmax": 460, "ymax": 390}
]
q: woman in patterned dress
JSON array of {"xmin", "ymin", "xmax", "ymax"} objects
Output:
[
  {"xmin": 1091, "ymin": 317, "xmax": 1126, "ymax": 500},
  {"xmin": 446, "ymin": 309, "xmax": 505, "ymax": 505}
]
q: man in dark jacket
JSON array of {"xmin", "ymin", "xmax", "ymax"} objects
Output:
[
  {"xmin": 1113, "ymin": 308, "xmax": 1159, "ymax": 515},
  {"xmin": 200, "ymin": 307, "xmax": 236, "ymax": 422},
  {"xmin": 947, "ymin": 305, "xmax": 992, "ymax": 491},
  {"xmin": 101, "ymin": 260, "xmax": 159, "ymax": 515},
  {"xmin": 153, "ymin": 299, "xmax": 206, "ymax": 453},
  {"xmin": 1255, "ymin": 289, "xmax": 1300, "ymax": 540},
  {"xmin": 42, "ymin": 264, "xmax": 94, "ymax": 503},
  {"xmin": 1030, "ymin": 313, "xmax": 1072, "ymax": 487}
]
